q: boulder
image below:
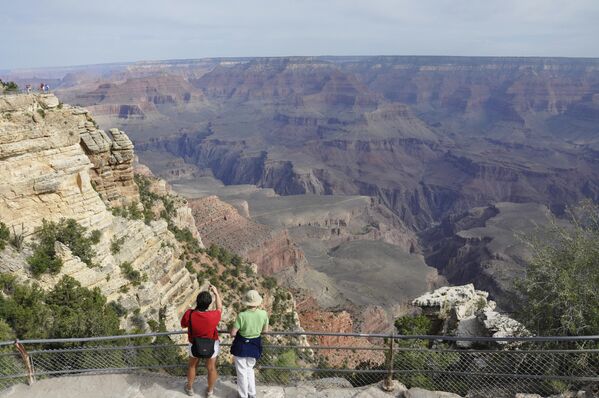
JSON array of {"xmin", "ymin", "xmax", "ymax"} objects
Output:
[{"xmin": 38, "ymin": 94, "xmax": 60, "ymax": 108}]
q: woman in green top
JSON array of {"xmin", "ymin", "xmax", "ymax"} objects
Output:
[{"xmin": 230, "ymin": 290, "xmax": 269, "ymax": 398}]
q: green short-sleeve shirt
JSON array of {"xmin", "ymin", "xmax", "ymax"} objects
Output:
[{"xmin": 233, "ymin": 309, "xmax": 269, "ymax": 339}]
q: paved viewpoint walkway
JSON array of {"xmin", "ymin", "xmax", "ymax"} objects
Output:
[{"xmin": 1, "ymin": 374, "xmax": 420, "ymax": 398}]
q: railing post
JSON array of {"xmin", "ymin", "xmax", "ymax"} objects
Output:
[
  {"xmin": 382, "ymin": 333, "xmax": 395, "ymax": 391},
  {"xmin": 14, "ymin": 340, "xmax": 34, "ymax": 385}
]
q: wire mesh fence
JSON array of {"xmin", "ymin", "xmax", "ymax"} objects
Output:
[{"xmin": 0, "ymin": 331, "xmax": 597, "ymax": 397}]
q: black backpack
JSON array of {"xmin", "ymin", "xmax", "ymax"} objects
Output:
[{"xmin": 188, "ymin": 310, "xmax": 215, "ymax": 358}]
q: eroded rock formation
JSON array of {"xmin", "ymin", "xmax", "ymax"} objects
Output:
[
  {"xmin": 80, "ymin": 125, "xmax": 139, "ymax": 207},
  {"xmin": 413, "ymin": 284, "xmax": 528, "ymax": 347}
]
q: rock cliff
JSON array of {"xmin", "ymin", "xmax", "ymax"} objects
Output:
[
  {"xmin": 188, "ymin": 195, "xmax": 304, "ymax": 275},
  {"xmin": 0, "ymin": 93, "xmax": 201, "ymax": 331}
]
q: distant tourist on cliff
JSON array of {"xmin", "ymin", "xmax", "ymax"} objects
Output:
[
  {"xmin": 39, "ymin": 83, "xmax": 44, "ymax": 92},
  {"xmin": 230, "ymin": 290, "xmax": 269, "ymax": 398},
  {"xmin": 181, "ymin": 285, "xmax": 222, "ymax": 397}
]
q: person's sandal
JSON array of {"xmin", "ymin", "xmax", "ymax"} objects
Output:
[
  {"xmin": 205, "ymin": 389, "xmax": 214, "ymax": 397},
  {"xmin": 184, "ymin": 383, "xmax": 194, "ymax": 396}
]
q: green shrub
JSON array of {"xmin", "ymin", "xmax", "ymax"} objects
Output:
[
  {"xmin": 110, "ymin": 237, "xmax": 125, "ymax": 254},
  {"xmin": 108, "ymin": 301, "xmax": 128, "ymax": 318},
  {"xmin": 207, "ymin": 244, "xmax": 220, "ymax": 258},
  {"xmin": 133, "ymin": 174, "xmax": 160, "ymax": 224},
  {"xmin": 9, "ymin": 224, "xmax": 25, "ymax": 251},
  {"xmin": 516, "ymin": 201, "xmax": 599, "ymax": 336},
  {"xmin": 127, "ymin": 202, "xmax": 143, "ymax": 220},
  {"xmin": 185, "ymin": 261, "xmax": 194, "ymax": 274},
  {"xmin": 27, "ymin": 219, "xmax": 100, "ymax": 276},
  {"xmin": 0, "ymin": 80, "xmax": 19, "ymax": 93},
  {"xmin": 231, "ymin": 254, "xmax": 243, "ymax": 267},
  {"xmin": 27, "ymin": 247, "xmax": 63, "ymax": 276},
  {"xmin": 0, "ymin": 274, "xmax": 122, "ymax": 339},
  {"xmin": 37, "ymin": 109, "xmax": 46, "ymax": 118},
  {"xmin": 147, "ymin": 319, "xmax": 159, "ymax": 332},
  {"xmin": 119, "ymin": 262, "xmax": 143, "ymax": 286},
  {"xmin": 0, "ymin": 222, "xmax": 9, "ymax": 250},
  {"xmin": 262, "ymin": 349, "xmax": 297, "ymax": 384},
  {"xmin": 262, "ymin": 277, "xmax": 277, "ymax": 290},
  {"xmin": 170, "ymin": 225, "xmax": 202, "ymax": 253},
  {"xmin": 111, "ymin": 206, "xmax": 129, "ymax": 218},
  {"xmin": 395, "ymin": 314, "xmax": 431, "ymax": 335}
]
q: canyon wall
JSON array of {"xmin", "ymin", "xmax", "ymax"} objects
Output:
[
  {"xmin": 0, "ymin": 94, "xmax": 202, "ymax": 331},
  {"xmin": 188, "ymin": 195, "xmax": 304, "ymax": 274},
  {"xmin": 12, "ymin": 56, "xmax": 599, "ymax": 310}
]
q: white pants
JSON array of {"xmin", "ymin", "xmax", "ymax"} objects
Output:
[{"xmin": 234, "ymin": 356, "xmax": 257, "ymax": 398}]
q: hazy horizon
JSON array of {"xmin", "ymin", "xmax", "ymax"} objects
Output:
[
  {"xmin": 2, "ymin": 0, "xmax": 599, "ymax": 69},
  {"xmin": 4, "ymin": 54, "xmax": 599, "ymax": 73}
]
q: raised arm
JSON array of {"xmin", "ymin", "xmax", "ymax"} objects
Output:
[{"xmin": 209, "ymin": 285, "xmax": 222, "ymax": 311}]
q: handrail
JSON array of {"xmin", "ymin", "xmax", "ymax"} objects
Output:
[
  {"xmin": 1, "ymin": 329, "xmax": 597, "ymax": 347},
  {"xmin": 0, "ymin": 329, "xmax": 596, "ymax": 396}
]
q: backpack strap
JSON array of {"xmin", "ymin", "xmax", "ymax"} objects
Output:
[{"xmin": 188, "ymin": 310, "xmax": 194, "ymax": 338}]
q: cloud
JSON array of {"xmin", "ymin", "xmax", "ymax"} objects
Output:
[{"xmin": 1, "ymin": 0, "xmax": 598, "ymax": 69}]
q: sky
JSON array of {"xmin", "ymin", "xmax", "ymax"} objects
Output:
[{"xmin": 1, "ymin": 0, "xmax": 599, "ymax": 69}]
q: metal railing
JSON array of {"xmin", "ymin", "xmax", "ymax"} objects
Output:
[{"xmin": 0, "ymin": 331, "xmax": 597, "ymax": 397}]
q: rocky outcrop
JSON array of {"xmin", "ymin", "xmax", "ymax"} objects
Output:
[
  {"xmin": 413, "ymin": 284, "xmax": 528, "ymax": 346},
  {"xmin": 80, "ymin": 124, "xmax": 139, "ymax": 207},
  {"xmin": 0, "ymin": 94, "xmax": 201, "ymax": 331},
  {"xmin": 0, "ymin": 94, "xmax": 112, "ymax": 235}
]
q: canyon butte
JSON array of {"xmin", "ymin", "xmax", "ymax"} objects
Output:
[{"xmin": 3, "ymin": 55, "xmax": 599, "ymax": 330}]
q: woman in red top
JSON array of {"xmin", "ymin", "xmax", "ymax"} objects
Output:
[{"xmin": 181, "ymin": 285, "xmax": 222, "ymax": 397}]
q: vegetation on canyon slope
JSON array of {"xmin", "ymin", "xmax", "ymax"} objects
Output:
[
  {"xmin": 129, "ymin": 174, "xmax": 298, "ymax": 332},
  {"xmin": 516, "ymin": 201, "xmax": 599, "ymax": 336},
  {"xmin": 0, "ymin": 80, "xmax": 18, "ymax": 94},
  {"xmin": 0, "ymin": 274, "xmax": 121, "ymax": 340},
  {"xmin": 0, "ymin": 222, "xmax": 9, "ymax": 251},
  {"xmin": 27, "ymin": 219, "xmax": 101, "ymax": 276}
]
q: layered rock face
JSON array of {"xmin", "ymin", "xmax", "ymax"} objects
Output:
[
  {"xmin": 17, "ymin": 57, "xmax": 598, "ymax": 231},
  {"xmin": 120, "ymin": 57, "xmax": 599, "ymax": 231},
  {"xmin": 60, "ymin": 75, "xmax": 207, "ymax": 121},
  {"xmin": 0, "ymin": 94, "xmax": 111, "ymax": 234},
  {"xmin": 188, "ymin": 195, "xmax": 303, "ymax": 274},
  {"xmin": 0, "ymin": 94, "xmax": 202, "ymax": 331},
  {"xmin": 80, "ymin": 126, "xmax": 139, "ymax": 207}
]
